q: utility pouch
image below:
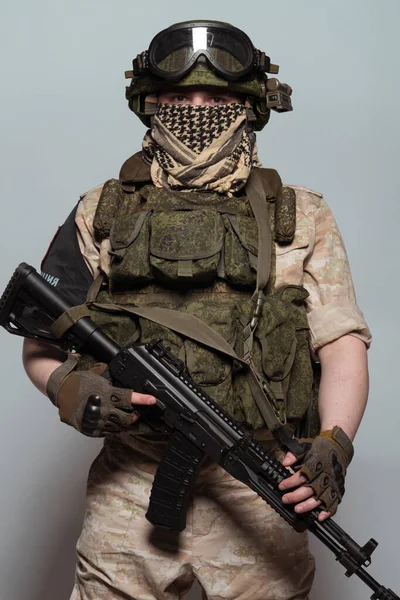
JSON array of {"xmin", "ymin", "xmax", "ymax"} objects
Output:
[
  {"xmin": 150, "ymin": 209, "xmax": 224, "ymax": 282},
  {"xmin": 253, "ymin": 285, "xmax": 313, "ymax": 423},
  {"xmin": 109, "ymin": 210, "xmax": 153, "ymax": 284},
  {"xmin": 223, "ymin": 214, "xmax": 258, "ymax": 286},
  {"xmin": 136, "ymin": 297, "xmax": 237, "ymax": 400}
]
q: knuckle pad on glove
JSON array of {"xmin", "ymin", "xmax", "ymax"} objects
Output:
[
  {"xmin": 57, "ymin": 369, "xmax": 134, "ymax": 436},
  {"xmin": 296, "ymin": 427, "xmax": 353, "ymax": 514},
  {"xmin": 319, "ymin": 488, "xmax": 339, "ymax": 515},
  {"xmin": 302, "ymin": 471, "xmax": 342, "ymax": 513}
]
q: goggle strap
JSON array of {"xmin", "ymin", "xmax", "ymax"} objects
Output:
[
  {"xmin": 255, "ymin": 51, "xmax": 279, "ymax": 75},
  {"xmin": 257, "ymin": 51, "xmax": 267, "ymax": 71},
  {"xmin": 133, "ymin": 51, "xmax": 148, "ymax": 76},
  {"xmin": 269, "ymin": 63, "xmax": 280, "ymax": 75}
]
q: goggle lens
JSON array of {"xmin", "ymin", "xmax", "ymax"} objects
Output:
[{"xmin": 149, "ymin": 25, "xmax": 254, "ymax": 79}]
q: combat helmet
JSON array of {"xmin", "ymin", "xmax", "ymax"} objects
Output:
[{"xmin": 125, "ymin": 20, "xmax": 293, "ymax": 131}]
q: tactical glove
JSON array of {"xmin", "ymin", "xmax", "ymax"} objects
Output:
[
  {"xmin": 293, "ymin": 426, "xmax": 354, "ymax": 515},
  {"xmin": 46, "ymin": 354, "xmax": 137, "ymax": 437}
]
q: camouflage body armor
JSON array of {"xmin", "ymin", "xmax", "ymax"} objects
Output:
[{"xmin": 77, "ymin": 153, "xmax": 316, "ymax": 435}]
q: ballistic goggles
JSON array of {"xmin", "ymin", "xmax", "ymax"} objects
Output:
[{"xmin": 132, "ymin": 21, "xmax": 279, "ymax": 82}]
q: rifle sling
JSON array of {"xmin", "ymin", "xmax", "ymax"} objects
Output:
[{"xmin": 51, "ymin": 299, "xmax": 285, "ymax": 431}]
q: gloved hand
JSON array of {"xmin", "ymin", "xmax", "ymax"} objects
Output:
[
  {"xmin": 279, "ymin": 426, "xmax": 354, "ymax": 517},
  {"xmin": 46, "ymin": 354, "xmax": 156, "ymax": 437}
]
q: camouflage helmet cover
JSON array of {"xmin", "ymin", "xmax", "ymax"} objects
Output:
[{"xmin": 125, "ymin": 21, "xmax": 285, "ymax": 131}]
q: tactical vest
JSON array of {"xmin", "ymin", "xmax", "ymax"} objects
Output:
[{"xmin": 76, "ymin": 153, "xmax": 318, "ymax": 436}]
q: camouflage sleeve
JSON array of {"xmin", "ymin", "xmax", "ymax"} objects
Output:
[
  {"xmin": 303, "ymin": 196, "xmax": 372, "ymax": 352},
  {"xmin": 75, "ymin": 184, "xmax": 104, "ymax": 278}
]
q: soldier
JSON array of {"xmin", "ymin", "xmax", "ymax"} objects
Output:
[{"xmin": 23, "ymin": 20, "xmax": 371, "ymax": 600}]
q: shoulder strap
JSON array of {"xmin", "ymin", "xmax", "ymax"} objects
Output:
[
  {"xmin": 245, "ymin": 170, "xmax": 273, "ymax": 296},
  {"xmin": 241, "ymin": 170, "xmax": 273, "ymax": 363}
]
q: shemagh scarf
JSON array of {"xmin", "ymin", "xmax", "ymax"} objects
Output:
[{"xmin": 142, "ymin": 103, "xmax": 261, "ymax": 195}]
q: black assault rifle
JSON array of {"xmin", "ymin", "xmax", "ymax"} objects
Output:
[{"xmin": 0, "ymin": 263, "xmax": 398, "ymax": 600}]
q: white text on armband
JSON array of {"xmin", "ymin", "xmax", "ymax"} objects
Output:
[{"xmin": 40, "ymin": 272, "xmax": 60, "ymax": 287}]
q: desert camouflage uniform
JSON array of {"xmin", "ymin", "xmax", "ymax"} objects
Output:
[{"xmin": 69, "ymin": 183, "xmax": 371, "ymax": 600}]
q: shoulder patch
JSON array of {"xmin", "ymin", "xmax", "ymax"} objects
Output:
[{"xmin": 284, "ymin": 184, "xmax": 323, "ymax": 198}]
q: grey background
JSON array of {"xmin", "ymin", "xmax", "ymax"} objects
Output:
[{"xmin": 0, "ymin": 0, "xmax": 399, "ymax": 598}]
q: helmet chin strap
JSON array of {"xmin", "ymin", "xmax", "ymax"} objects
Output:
[
  {"xmin": 144, "ymin": 94, "xmax": 158, "ymax": 116},
  {"xmin": 144, "ymin": 94, "xmax": 158, "ymax": 128},
  {"xmin": 245, "ymin": 97, "xmax": 257, "ymax": 131}
]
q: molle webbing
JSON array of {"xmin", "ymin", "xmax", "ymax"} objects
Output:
[
  {"xmin": 94, "ymin": 164, "xmax": 296, "ymax": 251},
  {"xmin": 83, "ymin": 162, "xmax": 312, "ymax": 433},
  {"xmin": 88, "ymin": 166, "xmax": 273, "ymax": 369}
]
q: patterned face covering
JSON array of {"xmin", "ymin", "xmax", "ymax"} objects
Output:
[{"xmin": 142, "ymin": 103, "xmax": 261, "ymax": 195}]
